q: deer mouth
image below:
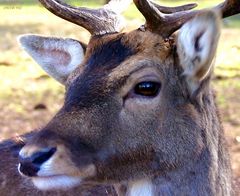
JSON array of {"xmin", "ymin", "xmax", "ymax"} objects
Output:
[
  {"xmin": 18, "ymin": 143, "xmax": 96, "ymax": 191},
  {"xmin": 31, "ymin": 175, "xmax": 82, "ymax": 190},
  {"xmin": 29, "ymin": 161, "xmax": 96, "ymax": 190}
]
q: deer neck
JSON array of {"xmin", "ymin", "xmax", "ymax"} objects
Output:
[{"xmin": 115, "ymin": 131, "xmax": 231, "ymax": 196}]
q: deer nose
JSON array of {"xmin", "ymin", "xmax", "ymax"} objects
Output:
[{"xmin": 18, "ymin": 147, "xmax": 57, "ymax": 177}]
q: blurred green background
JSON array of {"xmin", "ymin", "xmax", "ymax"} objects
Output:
[{"xmin": 0, "ymin": 0, "xmax": 240, "ymax": 189}]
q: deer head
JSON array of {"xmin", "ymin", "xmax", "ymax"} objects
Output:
[{"xmin": 17, "ymin": 0, "xmax": 239, "ymax": 195}]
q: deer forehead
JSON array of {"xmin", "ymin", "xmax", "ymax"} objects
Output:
[{"xmin": 67, "ymin": 31, "xmax": 173, "ymax": 85}]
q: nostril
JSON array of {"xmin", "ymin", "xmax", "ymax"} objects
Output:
[
  {"xmin": 18, "ymin": 147, "xmax": 56, "ymax": 177},
  {"xmin": 18, "ymin": 162, "xmax": 39, "ymax": 177},
  {"xmin": 32, "ymin": 147, "xmax": 57, "ymax": 165}
]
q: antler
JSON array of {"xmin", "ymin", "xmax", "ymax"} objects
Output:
[
  {"xmin": 133, "ymin": 0, "xmax": 240, "ymax": 38},
  {"xmin": 217, "ymin": 0, "xmax": 240, "ymax": 18},
  {"xmin": 38, "ymin": 0, "xmax": 132, "ymax": 35},
  {"xmin": 150, "ymin": 1, "xmax": 197, "ymax": 14}
]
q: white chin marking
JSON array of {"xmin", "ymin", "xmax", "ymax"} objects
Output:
[
  {"xmin": 32, "ymin": 175, "xmax": 82, "ymax": 191},
  {"xmin": 128, "ymin": 179, "xmax": 153, "ymax": 196}
]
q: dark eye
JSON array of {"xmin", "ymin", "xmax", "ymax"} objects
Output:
[{"xmin": 134, "ymin": 81, "xmax": 161, "ymax": 97}]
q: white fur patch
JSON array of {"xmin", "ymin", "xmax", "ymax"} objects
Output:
[
  {"xmin": 32, "ymin": 175, "xmax": 81, "ymax": 190},
  {"xmin": 18, "ymin": 34, "xmax": 85, "ymax": 84},
  {"xmin": 128, "ymin": 179, "xmax": 154, "ymax": 196}
]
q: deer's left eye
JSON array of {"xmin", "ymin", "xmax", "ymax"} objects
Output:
[{"xmin": 134, "ymin": 81, "xmax": 161, "ymax": 97}]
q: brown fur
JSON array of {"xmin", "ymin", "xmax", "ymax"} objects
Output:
[{"xmin": 16, "ymin": 27, "xmax": 232, "ymax": 196}]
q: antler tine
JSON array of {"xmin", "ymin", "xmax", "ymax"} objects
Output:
[
  {"xmin": 216, "ymin": 0, "xmax": 240, "ymax": 18},
  {"xmin": 151, "ymin": 1, "xmax": 197, "ymax": 14},
  {"xmin": 133, "ymin": 0, "xmax": 198, "ymax": 37},
  {"xmin": 133, "ymin": 0, "xmax": 164, "ymax": 26},
  {"xmin": 38, "ymin": 0, "xmax": 131, "ymax": 35},
  {"xmin": 134, "ymin": 0, "xmax": 240, "ymax": 38}
]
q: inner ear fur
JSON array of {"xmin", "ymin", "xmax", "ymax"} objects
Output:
[
  {"xmin": 18, "ymin": 34, "xmax": 86, "ymax": 85},
  {"xmin": 177, "ymin": 10, "xmax": 221, "ymax": 95}
]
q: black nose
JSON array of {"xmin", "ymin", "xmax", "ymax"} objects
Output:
[{"xmin": 19, "ymin": 147, "xmax": 56, "ymax": 177}]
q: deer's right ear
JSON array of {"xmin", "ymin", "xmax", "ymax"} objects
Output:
[
  {"xmin": 18, "ymin": 35, "xmax": 86, "ymax": 85},
  {"xmin": 177, "ymin": 11, "xmax": 221, "ymax": 94}
]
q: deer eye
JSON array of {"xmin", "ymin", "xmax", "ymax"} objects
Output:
[{"xmin": 134, "ymin": 81, "xmax": 161, "ymax": 97}]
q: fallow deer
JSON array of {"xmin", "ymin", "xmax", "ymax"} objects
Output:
[{"xmin": 6, "ymin": 0, "xmax": 240, "ymax": 195}]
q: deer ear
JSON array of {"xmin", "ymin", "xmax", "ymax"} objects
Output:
[
  {"xmin": 177, "ymin": 11, "xmax": 221, "ymax": 93},
  {"xmin": 18, "ymin": 35, "xmax": 85, "ymax": 85}
]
